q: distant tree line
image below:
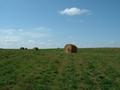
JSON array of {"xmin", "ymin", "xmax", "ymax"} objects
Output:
[{"xmin": 20, "ymin": 47, "xmax": 39, "ymax": 50}]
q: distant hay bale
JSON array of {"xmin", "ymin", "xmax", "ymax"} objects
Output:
[
  {"xmin": 64, "ymin": 44, "xmax": 77, "ymax": 53},
  {"xmin": 33, "ymin": 47, "xmax": 39, "ymax": 51}
]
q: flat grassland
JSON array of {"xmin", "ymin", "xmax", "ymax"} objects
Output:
[{"xmin": 0, "ymin": 48, "xmax": 120, "ymax": 90}]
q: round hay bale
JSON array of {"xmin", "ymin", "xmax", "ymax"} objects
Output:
[{"xmin": 64, "ymin": 44, "xmax": 77, "ymax": 53}]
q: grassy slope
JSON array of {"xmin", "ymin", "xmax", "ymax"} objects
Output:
[{"xmin": 0, "ymin": 48, "xmax": 120, "ymax": 90}]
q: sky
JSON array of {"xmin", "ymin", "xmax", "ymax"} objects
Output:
[{"xmin": 0, "ymin": 0, "xmax": 120, "ymax": 48}]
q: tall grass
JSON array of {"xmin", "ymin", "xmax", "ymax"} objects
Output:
[{"xmin": 0, "ymin": 48, "xmax": 120, "ymax": 90}]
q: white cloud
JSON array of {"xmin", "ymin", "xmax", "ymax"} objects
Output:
[
  {"xmin": 0, "ymin": 27, "xmax": 52, "ymax": 48},
  {"xmin": 60, "ymin": 7, "xmax": 91, "ymax": 16}
]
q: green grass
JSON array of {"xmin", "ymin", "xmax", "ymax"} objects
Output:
[{"xmin": 0, "ymin": 48, "xmax": 120, "ymax": 90}]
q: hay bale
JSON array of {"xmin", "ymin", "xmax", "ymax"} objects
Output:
[{"xmin": 64, "ymin": 44, "xmax": 77, "ymax": 53}]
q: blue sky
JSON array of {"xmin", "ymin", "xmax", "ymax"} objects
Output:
[{"xmin": 0, "ymin": 0, "xmax": 120, "ymax": 48}]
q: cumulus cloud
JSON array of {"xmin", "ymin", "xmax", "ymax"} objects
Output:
[
  {"xmin": 60, "ymin": 7, "xmax": 91, "ymax": 16},
  {"xmin": 0, "ymin": 27, "xmax": 52, "ymax": 48}
]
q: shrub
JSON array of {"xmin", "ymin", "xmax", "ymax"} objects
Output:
[
  {"xmin": 24, "ymin": 48, "xmax": 28, "ymax": 50},
  {"xmin": 20, "ymin": 47, "xmax": 25, "ymax": 50},
  {"xmin": 33, "ymin": 47, "xmax": 39, "ymax": 51}
]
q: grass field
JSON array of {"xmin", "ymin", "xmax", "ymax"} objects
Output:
[{"xmin": 0, "ymin": 48, "xmax": 120, "ymax": 90}]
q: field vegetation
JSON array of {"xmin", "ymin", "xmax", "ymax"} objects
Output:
[{"xmin": 0, "ymin": 48, "xmax": 120, "ymax": 90}]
